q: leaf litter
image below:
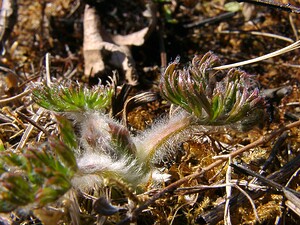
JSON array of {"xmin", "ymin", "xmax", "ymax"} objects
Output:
[{"xmin": 0, "ymin": 0, "xmax": 299, "ymax": 224}]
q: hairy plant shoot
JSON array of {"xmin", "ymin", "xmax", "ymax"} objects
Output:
[{"xmin": 0, "ymin": 52, "xmax": 266, "ymax": 218}]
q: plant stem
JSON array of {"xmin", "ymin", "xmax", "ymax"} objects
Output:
[{"xmin": 136, "ymin": 113, "xmax": 192, "ymax": 165}]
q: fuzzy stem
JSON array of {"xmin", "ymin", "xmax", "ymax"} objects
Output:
[{"xmin": 136, "ymin": 113, "xmax": 192, "ymax": 166}]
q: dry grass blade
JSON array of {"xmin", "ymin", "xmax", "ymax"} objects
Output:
[
  {"xmin": 45, "ymin": 53, "xmax": 52, "ymax": 87},
  {"xmin": 213, "ymin": 40, "xmax": 300, "ymax": 70},
  {"xmin": 283, "ymin": 189, "xmax": 300, "ymax": 217},
  {"xmin": 122, "ymin": 92, "xmax": 157, "ymax": 125},
  {"xmin": 218, "ymin": 30, "xmax": 294, "ymax": 43},
  {"xmin": 16, "ymin": 107, "xmax": 45, "ymax": 150},
  {"xmin": 224, "ymin": 157, "xmax": 233, "ymax": 225},
  {"xmin": 0, "ymin": 89, "xmax": 31, "ymax": 104},
  {"xmin": 233, "ymin": 184, "xmax": 260, "ymax": 222}
]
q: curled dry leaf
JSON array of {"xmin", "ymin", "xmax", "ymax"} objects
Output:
[
  {"xmin": 83, "ymin": 2, "xmax": 156, "ymax": 85},
  {"xmin": 0, "ymin": 0, "xmax": 17, "ymax": 49}
]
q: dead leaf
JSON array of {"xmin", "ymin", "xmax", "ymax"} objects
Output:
[{"xmin": 83, "ymin": 2, "xmax": 156, "ymax": 84}]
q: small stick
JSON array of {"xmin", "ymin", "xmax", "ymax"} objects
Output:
[
  {"xmin": 260, "ymin": 131, "xmax": 288, "ymax": 174},
  {"xmin": 184, "ymin": 12, "xmax": 236, "ymax": 28},
  {"xmin": 175, "ymin": 181, "xmax": 266, "ymax": 194},
  {"xmin": 232, "ymin": 164, "xmax": 284, "ymax": 191},
  {"xmin": 16, "ymin": 110, "xmax": 49, "ymax": 136},
  {"xmin": 238, "ymin": 0, "xmax": 300, "ymax": 14}
]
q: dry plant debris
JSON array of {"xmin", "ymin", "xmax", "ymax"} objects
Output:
[{"xmin": 0, "ymin": 0, "xmax": 300, "ymax": 225}]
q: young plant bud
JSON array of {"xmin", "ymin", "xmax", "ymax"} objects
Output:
[
  {"xmin": 160, "ymin": 52, "xmax": 265, "ymax": 126},
  {"xmin": 32, "ymin": 82, "xmax": 114, "ymax": 113}
]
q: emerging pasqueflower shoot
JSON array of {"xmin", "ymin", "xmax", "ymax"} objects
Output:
[
  {"xmin": 32, "ymin": 82, "xmax": 114, "ymax": 113},
  {"xmin": 0, "ymin": 51, "xmax": 266, "ymax": 221},
  {"xmin": 160, "ymin": 52, "xmax": 265, "ymax": 127}
]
